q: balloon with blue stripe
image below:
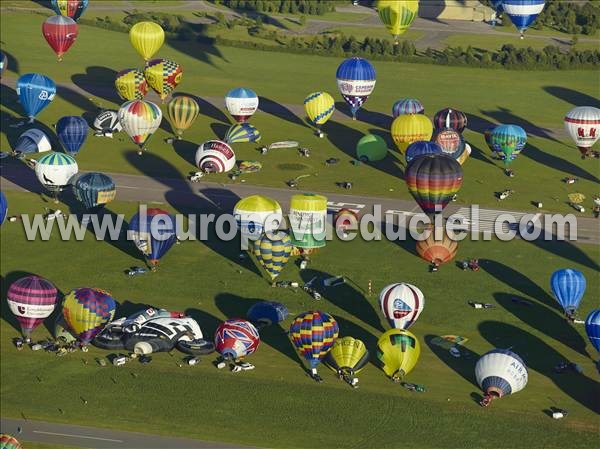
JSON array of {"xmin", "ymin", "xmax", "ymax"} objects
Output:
[
  {"xmin": 392, "ymin": 98, "xmax": 424, "ymax": 118},
  {"xmin": 73, "ymin": 172, "xmax": 116, "ymax": 211},
  {"xmin": 585, "ymin": 309, "xmax": 600, "ymax": 354},
  {"xmin": 550, "ymin": 269, "xmax": 586, "ymax": 317},
  {"xmin": 336, "ymin": 57, "xmax": 376, "ymax": 120},
  {"xmin": 16, "ymin": 73, "xmax": 56, "ymax": 123},
  {"xmin": 405, "ymin": 141, "xmax": 443, "ymax": 163},
  {"xmin": 225, "ymin": 122, "xmax": 261, "ymax": 144},
  {"xmin": 57, "ymin": 116, "xmax": 89, "ymax": 156},
  {"xmin": 475, "ymin": 349, "xmax": 528, "ymax": 406},
  {"xmin": 225, "ymin": 87, "xmax": 259, "ymax": 123},
  {"xmin": 502, "ymin": 0, "xmax": 546, "ymax": 37}
]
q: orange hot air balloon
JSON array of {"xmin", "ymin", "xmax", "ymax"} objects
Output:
[{"xmin": 416, "ymin": 228, "xmax": 458, "ymax": 267}]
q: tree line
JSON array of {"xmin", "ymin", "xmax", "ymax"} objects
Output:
[{"xmin": 209, "ymin": 0, "xmax": 336, "ymax": 15}]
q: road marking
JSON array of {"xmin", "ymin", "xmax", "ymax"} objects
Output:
[{"xmin": 33, "ymin": 430, "xmax": 124, "ymax": 443}]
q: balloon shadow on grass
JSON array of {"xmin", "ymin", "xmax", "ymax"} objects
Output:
[
  {"xmin": 527, "ymin": 237, "xmax": 600, "ymax": 273},
  {"xmin": 167, "ymin": 35, "xmax": 227, "ymax": 68},
  {"xmin": 334, "ymin": 102, "xmax": 391, "ymax": 129},
  {"xmin": 184, "ymin": 308, "xmax": 222, "ymax": 340},
  {"xmin": 542, "ymin": 86, "xmax": 600, "ymax": 109},
  {"xmin": 71, "ymin": 66, "xmax": 121, "ymax": 106},
  {"xmin": 258, "ymin": 96, "xmax": 308, "ymax": 129},
  {"xmin": 480, "ymin": 107, "xmax": 561, "ymax": 144},
  {"xmin": 56, "ymin": 84, "xmax": 100, "ymax": 115},
  {"xmin": 425, "ymin": 334, "xmax": 480, "ymax": 387},
  {"xmin": 1, "ymin": 49, "xmax": 19, "ymax": 75},
  {"xmin": 525, "ymin": 142, "xmax": 599, "ymax": 184},
  {"xmin": 1, "ymin": 82, "xmax": 22, "ymax": 117},
  {"xmin": 0, "ymin": 159, "xmax": 44, "ymax": 195},
  {"xmin": 478, "ymin": 320, "xmax": 600, "ymax": 413},
  {"xmin": 194, "ymin": 95, "xmax": 230, "ymax": 125},
  {"xmin": 172, "ymin": 139, "xmax": 197, "ymax": 167},
  {"xmin": 493, "ymin": 292, "xmax": 588, "ymax": 356},
  {"xmin": 210, "ymin": 122, "xmax": 230, "ymax": 141}
]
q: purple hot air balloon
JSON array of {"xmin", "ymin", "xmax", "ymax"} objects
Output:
[{"xmin": 7, "ymin": 275, "xmax": 58, "ymax": 338}]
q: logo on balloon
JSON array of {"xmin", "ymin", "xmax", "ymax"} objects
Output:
[{"xmin": 392, "ymin": 298, "xmax": 412, "ymax": 318}]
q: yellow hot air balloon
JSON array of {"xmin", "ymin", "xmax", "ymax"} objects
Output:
[
  {"xmin": 325, "ymin": 336, "xmax": 370, "ymax": 388},
  {"xmin": 391, "ymin": 114, "xmax": 433, "ymax": 154},
  {"xmin": 166, "ymin": 95, "xmax": 199, "ymax": 138},
  {"xmin": 304, "ymin": 91, "xmax": 335, "ymax": 137},
  {"xmin": 377, "ymin": 0, "xmax": 419, "ymax": 42},
  {"xmin": 62, "ymin": 288, "xmax": 116, "ymax": 345},
  {"xmin": 129, "ymin": 21, "xmax": 164, "ymax": 61},
  {"xmin": 376, "ymin": 328, "xmax": 420, "ymax": 381},
  {"xmin": 115, "ymin": 68, "xmax": 148, "ymax": 101},
  {"xmin": 144, "ymin": 58, "xmax": 183, "ymax": 102}
]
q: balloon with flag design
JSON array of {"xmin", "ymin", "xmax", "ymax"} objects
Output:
[
  {"xmin": 42, "ymin": 15, "xmax": 78, "ymax": 61},
  {"xmin": 214, "ymin": 319, "xmax": 260, "ymax": 360},
  {"xmin": 144, "ymin": 58, "xmax": 183, "ymax": 102},
  {"xmin": 336, "ymin": 57, "xmax": 376, "ymax": 120},
  {"xmin": 115, "ymin": 68, "xmax": 148, "ymax": 101},
  {"xmin": 379, "ymin": 283, "xmax": 425, "ymax": 330},
  {"xmin": 254, "ymin": 232, "xmax": 292, "ymax": 281},
  {"xmin": 16, "ymin": 73, "xmax": 56, "ymax": 123},
  {"xmin": 118, "ymin": 99, "xmax": 162, "ymax": 154},
  {"xmin": 7, "ymin": 275, "xmax": 58, "ymax": 338},
  {"xmin": 62, "ymin": 287, "xmax": 116, "ymax": 345}
]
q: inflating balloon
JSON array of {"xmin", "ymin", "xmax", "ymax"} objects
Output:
[
  {"xmin": 247, "ymin": 301, "xmax": 289, "ymax": 328},
  {"xmin": 51, "ymin": 0, "xmax": 88, "ymax": 21},
  {"xmin": 63, "ymin": 287, "xmax": 116, "ymax": 345},
  {"xmin": 416, "ymin": 229, "xmax": 458, "ymax": 267},
  {"xmin": 118, "ymin": 99, "xmax": 162, "ymax": 154},
  {"xmin": 215, "ymin": 319, "xmax": 260, "ymax": 360},
  {"xmin": 73, "ymin": 172, "xmax": 116, "ymax": 211},
  {"xmin": 253, "ymin": 232, "xmax": 292, "ymax": 281},
  {"xmin": 356, "ymin": 134, "xmax": 388, "ymax": 162},
  {"xmin": 13, "ymin": 129, "xmax": 52, "ymax": 156},
  {"xmin": 325, "ymin": 336, "xmax": 369, "ymax": 388},
  {"xmin": 144, "ymin": 58, "xmax": 183, "ymax": 102},
  {"xmin": 234, "ymin": 195, "xmax": 282, "ymax": 241},
  {"xmin": 392, "ymin": 98, "xmax": 424, "ymax": 117},
  {"xmin": 42, "ymin": 15, "xmax": 78, "ymax": 61},
  {"xmin": 195, "ymin": 140, "xmax": 236, "ymax": 173},
  {"xmin": 376, "ymin": 328, "xmax": 420, "ymax": 382},
  {"xmin": 129, "ymin": 21, "xmax": 164, "ymax": 60},
  {"xmin": 225, "ymin": 123, "xmax": 261, "ymax": 144},
  {"xmin": 405, "ymin": 141, "xmax": 442, "ymax": 164},
  {"xmin": 550, "ymin": 269, "xmax": 586, "ymax": 318},
  {"xmin": 225, "ymin": 88, "xmax": 259, "ymax": 123},
  {"xmin": 56, "ymin": 116, "xmax": 88, "ymax": 156},
  {"xmin": 115, "ymin": 68, "xmax": 148, "ymax": 101},
  {"xmin": 336, "ymin": 57, "xmax": 376, "ymax": 120},
  {"xmin": 166, "ymin": 95, "xmax": 199, "ymax": 138},
  {"xmin": 304, "ymin": 91, "xmax": 334, "ymax": 135},
  {"xmin": 475, "ymin": 349, "xmax": 528, "ymax": 406},
  {"xmin": 128, "ymin": 208, "xmax": 177, "ymax": 269},
  {"xmin": 377, "ymin": 0, "xmax": 419, "ymax": 41},
  {"xmin": 34, "ymin": 151, "xmax": 78, "ymax": 194},
  {"xmin": 391, "ymin": 114, "xmax": 433, "ymax": 153},
  {"xmin": 502, "ymin": 0, "xmax": 546, "ymax": 38},
  {"xmin": 16, "ymin": 73, "xmax": 56, "ymax": 123},
  {"xmin": 93, "ymin": 110, "xmax": 122, "ymax": 137},
  {"xmin": 379, "ymin": 283, "xmax": 425, "ymax": 330},
  {"xmin": 7, "ymin": 275, "xmax": 58, "ymax": 338},
  {"xmin": 433, "ymin": 108, "xmax": 468, "ymax": 133},
  {"xmin": 564, "ymin": 106, "xmax": 600, "ymax": 158}
]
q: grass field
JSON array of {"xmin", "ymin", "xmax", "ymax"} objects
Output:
[{"xmin": 0, "ymin": 190, "xmax": 599, "ymax": 448}]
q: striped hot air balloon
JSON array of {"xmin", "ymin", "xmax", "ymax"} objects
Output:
[
  {"xmin": 377, "ymin": 0, "xmax": 419, "ymax": 41},
  {"xmin": 56, "ymin": 115, "xmax": 88, "ymax": 156},
  {"xmin": 115, "ymin": 68, "xmax": 148, "ymax": 101},
  {"xmin": 225, "ymin": 122, "xmax": 261, "ymax": 144},
  {"xmin": 166, "ymin": 95, "xmax": 199, "ymax": 138},
  {"xmin": 42, "ymin": 15, "xmax": 78, "ymax": 61},
  {"xmin": 336, "ymin": 57, "xmax": 376, "ymax": 120},
  {"xmin": 585, "ymin": 309, "xmax": 600, "ymax": 354},
  {"xmin": 379, "ymin": 283, "xmax": 425, "ymax": 330},
  {"xmin": 51, "ymin": 0, "xmax": 88, "ymax": 21},
  {"xmin": 144, "ymin": 58, "xmax": 182, "ymax": 102},
  {"xmin": 416, "ymin": 229, "xmax": 458, "ymax": 267},
  {"xmin": 564, "ymin": 106, "xmax": 600, "ymax": 158},
  {"xmin": 118, "ymin": 100, "xmax": 162, "ymax": 154},
  {"xmin": 304, "ymin": 91, "xmax": 335, "ymax": 136},
  {"xmin": 129, "ymin": 21, "xmax": 164, "ymax": 61},
  {"xmin": 14, "ymin": 129, "xmax": 52, "ymax": 156},
  {"xmin": 433, "ymin": 108, "xmax": 468, "ymax": 133},
  {"xmin": 63, "ymin": 287, "xmax": 116, "ymax": 345},
  {"xmin": 324, "ymin": 336, "xmax": 370, "ymax": 387},
  {"xmin": 253, "ymin": 232, "xmax": 292, "ymax": 280},
  {"xmin": 502, "ymin": 0, "xmax": 545, "ymax": 38},
  {"xmin": 550, "ymin": 269, "xmax": 586, "ymax": 317},
  {"xmin": 195, "ymin": 140, "xmax": 236, "ymax": 173},
  {"xmin": 16, "ymin": 74, "xmax": 56, "ymax": 122},
  {"xmin": 128, "ymin": 208, "xmax": 177, "ymax": 268},
  {"xmin": 225, "ymin": 88, "xmax": 259, "ymax": 123},
  {"xmin": 7, "ymin": 275, "xmax": 58, "ymax": 338},
  {"xmin": 391, "ymin": 114, "xmax": 433, "ymax": 153},
  {"xmin": 392, "ymin": 98, "xmax": 424, "ymax": 117},
  {"xmin": 34, "ymin": 151, "xmax": 79, "ymax": 193},
  {"xmin": 0, "ymin": 434, "xmax": 24, "ymax": 449},
  {"xmin": 475, "ymin": 349, "xmax": 528, "ymax": 406}
]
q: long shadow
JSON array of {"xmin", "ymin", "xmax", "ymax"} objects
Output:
[
  {"xmin": 214, "ymin": 292, "xmax": 303, "ymax": 367},
  {"xmin": 1, "ymin": 49, "xmax": 19, "ymax": 75},
  {"xmin": 525, "ymin": 142, "xmax": 599, "ymax": 184},
  {"xmin": 543, "ymin": 86, "xmax": 600, "ymax": 109},
  {"xmin": 480, "ymin": 107, "xmax": 561, "ymax": 144},
  {"xmin": 466, "ymin": 140, "xmax": 495, "ymax": 166},
  {"xmin": 114, "ymin": 300, "xmax": 150, "ymax": 319},
  {"xmin": 194, "ymin": 95, "xmax": 230, "ymax": 124},
  {"xmin": 493, "ymin": 293, "xmax": 588, "ymax": 356},
  {"xmin": 210, "ymin": 122, "xmax": 229, "ymax": 141},
  {"xmin": 167, "ymin": 36, "xmax": 226, "ymax": 68},
  {"xmin": 464, "ymin": 112, "xmax": 497, "ymax": 134},
  {"xmin": 71, "ymin": 66, "xmax": 121, "ymax": 105},
  {"xmin": 30, "ymin": 0, "xmax": 53, "ymax": 10},
  {"xmin": 425, "ymin": 334, "xmax": 480, "ymax": 387},
  {"xmin": 184, "ymin": 308, "xmax": 222, "ymax": 341},
  {"xmin": 172, "ymin": 138, "xmax": 197, "ymax": 167},
  {"xmin": 526, "ymin": 236, "xmax": 600, "ymax": 272},
  {"xmin": 334, "ymin": 102, "xmax": 391, "ymax": 129},
  {"xmin": 1, "ymin": 82, "xmax": 22, "ymax": 117},
  {"xmin": 299, "ymin": 268, "xmax": 384, "ymax": 332},
  {"xmin": 479, "ymin": 320, "xmax": 600, "ymax": 413},
  {"xmin": 0, "ymin": 159, "xmax": 45, "ymax": 195},
  {"xmin": 258, "ymin": 96, "xmax": 308, "ymax": 129},
  {"xmin": 57, "ymin": 84, "xmax": 100, "ymax": 114}
]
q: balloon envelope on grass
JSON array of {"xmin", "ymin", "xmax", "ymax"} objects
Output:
[{"xmin": 356, "ymin": 134, "xmax": 388, "ymax": 162}]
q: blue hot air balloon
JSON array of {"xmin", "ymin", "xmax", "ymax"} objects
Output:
[
  {"xmin": 16, "ymin": 73, "xmax": 56, "ymax": 123},
  {"xmin": 0, "ymin": 191, "xmax": 7, "ymax": 225},
  {"xmin": 128, "ymin": 208, "xmax": 177, "ymax": 269},
  {"xmin": 502, "ymin": 0, "xmax": 546, "ymax": 37},
  {"xmin": 392, "ymin": 98, "xmax": 424, "ymax": 117},
  {"xmin": 550, "ymin": 269, "xmax": 586, "ymax": 317},
  {"xmin": 585, "ymin": 309, "xmax": 600, "ymax": 354},
  {"xmin": 73, "ymin": 172, "xmax": 116, "ymax": 211},
  {"xmin": 405, "ymin": 141, "xmax": 443, "ymax": 163},
  {"xmin": 336, "ymin": 57, "xmax": 376, "ymax": 120},
  {"xmin": 247, "ymin": 301, "xmax": 289, "ymax": 328},
  {"xmin": 57, "ymin": 116, "xmax": 89, "ymax": 156}
]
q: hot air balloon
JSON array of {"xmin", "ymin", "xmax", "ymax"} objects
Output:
[
  {"xmin": 129, "ymin": 21, "xmax": 164, "ymax": 60},
  {"xmin": 128, "ymin": 208, "xmax": 177, "ymax": 269},
  {"xmin": 118, "ymin": 99, "xmax": 162, "ymax": 155},
  {"xmin": 336, "ymin": 57, "xmax": 376, "ymax": 120},
  {"xmin": 51, "ymin": 0, "xmax": 88, "ymax": 21},
  {"xmin": 405, "ymin": 141, "xmax": 442, "ymax": 164},
  {"xmin": 225, "ymin": 88, "xmax": 259, "ymax": 123},
  {"xmin": 334, "ymin": 208, "xmax": 359, "ymax": 237},
  {"xmin": 144, "ymin": 58, "xmax": 183, "ymax": 102},
  {"xmin": 166, "ymin": 95, "xmax": 199, "ymax": 138},
  {"xmin": 475, "ymin": 349, "xmax": 528, "ymax": 406},
  {"xmin": 225, "ymin": 123, "xmax": 262, "ymax": 144},
  {"xmin": 376, "ymin": 328, "xmax": 420, "ymax": 382},
  {"xmin": 215, "ymin": 319, "xmax": 260, "ymax": 361},
  {"xmin": 195, "ymin": 140, "xmax": 236, "ymax": 173},
  {"xmin": 502, "ymin": 0, "xmax": 545, "ymax": 38},
  {"xmin": 34, "ymin": 151, "xmax": 78, "ymax": 197},
  {"xmin": 13, "ymin": 129, "xmax": 52, "ymax": 156},
  {"xmin": 356, "ymin": 134, "xmax": 388, "ymax": 162},
  {"xmin": 0, "ymin": 434, "xmax": 24, "ymax": 449},
  {"xmin": 405, "ymin": 154, "xmax": 463, "ymax": 218},
  {"xmin": 379, "ymin": 283, "xmax": 424, "ymax": 330},
  {"xmin": 254, "ymin": 232, "xmax": 292, "ymax": 281},
  {"xmin": 564, "ymin": 106, "xmax": 600, "ymax": 158},
  {"xmin": 324, "ymin": 336, "xmax": 369, "ymax": 388},
  {"xmin": 42, "ymin": 15, "xmax": 78, "ymax": 61},
  {"xmin": 289, "ymin": 194, "xmax": 328, "ymax": 250},
  {"xmin": 585, "ymin": 309, "xmax": 600, "ymax": 354},
  {"xmin": 93, "ymin": 109, "xmax": 122, "ymax": 137},
  {"xmin": 550, "ymin": 269, "xmax": 586, "ymax": 318},
  {"xmin": 0, "ymin": 192, "xmax": 7, "ymax": 225},
  {"xmin": 247, "ymin": 301, "xmax": 289, "ymax": 328},
  {"xmin": 234, "ymin": 195, "xmax": 283, "ymax": 242},
  {"xmin": 432, "ymin": 128, "xmax": 468, "ymax": 164},
  {"xmin": 115, "ymin": 68, "xmax": 148, "ymax": 101},
  {"xmin": 16, "ymin": 73, "xmax": 56, "ymax": 123},
  {"xmin": 392, "ymin": 98, "xmax": 424, "ymax": 117},
  {"xmin": 73, "ymin": 172, "xmax": 116, "ymax": 211},
  {"xmin": 490, "ymin": 124, "xmax": 527, "ymax": 175},
  {"xmin": 433, "ymin": 108, "xmax": 468, "ymax": 133},
  {"xmin": 56, "ymin": 116, "xmax": 88, "ymax": 156},
  {"xmin": 290, "ymin": 311, "xmax": 339, "ymax": 382},
  {"xmin": 0, "ymin": 51, "xmax": 7, "ymax": 78},
  {"xmin": 7, "ymin": 275, "xmax": 58, "ymax": 340},
  {"xmin": 304, "ymin": 91, "xmax": 335, "ymax": 137},
  {"xmin": 416, "ymin": 229, "xmax": 458, "ymax": 268},
  {"xmin": 377, "ymin": 0, "xmax": 419, "ymax": 42},
  {"xmin": 391, "ymin": 114, "xmax": 433, "ymax": 153},
  {"xmin": 63, "ymin": 287, "xmax": 116, "ymax": 345},
  {"xmin": 490, "ymin": 0, "xmax": 504, "ymax": 25}
]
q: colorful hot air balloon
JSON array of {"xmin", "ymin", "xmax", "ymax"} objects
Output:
[
  {"xmin": 376, "ymin": 328, "xmax": 420, "ymax": 382},
  {"xmin": 405, "ymin": 154, "xmax": 463, "ymax": 218},
  {"xmin": 0, "ymin": 192, "xmax": 7, "ymax": 225},
  {"xmin": 51, "ymin": 0, "xmax": 88, "ymax": 21},
  {"xmin": 416, "ymin": 229, "xmax": 458, "ymax": 267},
  {"xmin": 550, "ymin": 269, "xmax": 586, "ymax": 317},
  {"xmin": 391, "ymin": 114, "xmax": 433, "ymax": 153},
  {"xmin": 118, "ymin": 99, "xmax": 162, "ymax": 154},
  {"xmin": 432, "ymin": 128, "xmax": 468, "ymax": 164},
  {"xmin": 585, "ymin": 309, "xmax": 600, "ymax": 354},
  {"xmin": 214, "ymin": 319, "xmax": 260, "ymax": 360},
  {"xmin": 225, "ymin": 88, "xmax": 259, "ymax": 123},
  {"xmin": 225, "ymin": 123, "xmax": 261, "ymax": 144},
  {"xmin": 16, "ymin": 73, "xmax": 56, "ymax": 123},
  {"xmin": 0, "ymin": 434, "xmax": 24, "ymax": 449},
  {"xmin": 234, "ymin": 195, "xmax": 282, "ymax": 242},
  {"xmin": 433, "ymin": 108, "xmax": 468, "ymax": 133},
  {"xmin": 128, "ymin": 208, "xmax": 177, "ymax": 269},
  {"xmin": 377, "ymin": 0, "xmax": 419, "ymax": 41},
  {"xmin": 7, "ymin": 275, "xmax": 58, "ymax": 339},
  {"xmin": 336, "ymin": 57, "xmax": 376, "ymax": 120},
  {"xmin": 304, "ymin": 91, "xmax": 335, "ymax": 136},
  {"xmin": 254, "ymin": 232, "xmax": 292, "ymax": 280},
  {"xmin": 405, "ymin": 141, "xmax": 442, "ymax": 164},
  {"xmin": 34, "ymin": 151, "xmax": 78, "ymax": 194},
  {"xmin": 166, "ymin": 95, "xmax": 199, "ymax": 138},
  {"xmin": 42, "ymin": 15, "xmax": 78, "ymax": 61},
  {"xmin": 129, "ymin": 21, "xmax": 164, "ymax": 60},
  {"xmin": 564, "ymin": 106, "xmax": 600, "ymax": 158},
  {"xmin": 195, "ymin": 140, "xmax": 236, "ymax": 173},
  {"xmin": 73, "ymin": 172, "xmax": 116, "ymax": 211},
  {"xmin": 56, "ymin": 116, "xmax": 88, "ymax": 156},
  {"xmin": 475, "ymin": 349, "xmax": 528, "ymax": 406},
  {"xmin": 290, "ymin": 311, "xmax": 339, "ymax": 381},
  {"xmin": 324, "ymin": 336, "xmax": 370, "ymax": 388},
  {"xmin": 63, "ymin": 287, "xmax": 116, "ymax": 345},
  {"xmin": 144, "ymin": 58, "xmax": 183, "ymax": 102},
  {"xmin": 247, "ymin": 301, "xmax": 289, "ymax": 328},
  {"xmin": 502, "ymin": 0, "xmax": 545, "ymax": 38},
  {"xmin": 115, "ymin": 68, "xmax": 148, "ymax": 101},
  {"xmin": 392, "ymin": 98, "xmax": 424, "ymax": 117},
  {"xmin": 379, "ymin": 283, "xmax": 425, "ymax": 330},
  {"xmin": 490, "ymin": 124, "xmax": 527, "ymax": 173},
  {"xmin": 13, "ymin": 129, "xmax": 52, "ymax": 156},
  {"xmin": 356, "ymin": 134, "xmax": 388, "ymax": 162},
  {"xmin": 289, "ymin": 194, "xmax": 328, "ymax": 250}
]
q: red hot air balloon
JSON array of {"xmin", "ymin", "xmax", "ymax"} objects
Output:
[{"xmin": 42, "ymin": 15, "xmax": 78, "ymax": 61}]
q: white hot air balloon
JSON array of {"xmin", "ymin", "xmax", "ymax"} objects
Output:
[
  {"xmin": 233, "ymin": 195, "xmax": 283, "ymax": 242},
  {"xmin": 118, "ymin": 100, "xmax": 162, "ymax": 154},
  {"xmin": 34, "ymin": 151, "xmax": 78, "ymax": 194},
  {"xmin": 195, "ymin": 140, "xmax": 236, "ymax": 174},
  {"xmin": 379, "ymin": 283, "xmax": 425, "ymax": 330},
  {"xmin": 14, "ymin": 129, "xmax": 52, "ymax": 156},
  {"xmin": 225, "ymin": 88, "xmax": 259, "ymax": 123},
  {"xmin": 475, "ymin": 349, "xmax": 528, "ymax": 407},
  {"xmin": 564, "ymin": 106, "xmax": 600, "ymax": 158}
]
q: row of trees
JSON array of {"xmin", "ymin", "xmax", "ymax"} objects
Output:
[{"xmin": 209, "ymin": 0, "xmax": 336, "ymax": 15}]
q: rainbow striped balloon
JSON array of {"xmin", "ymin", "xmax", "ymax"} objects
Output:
[
  {"xmin": 7, "ymin": 275, "xmax": 58, "ymax": 337},
  {"xmin": 118, "ymin": 99, "xmax": 162, "ymax": 151},
  {"xmin": 290, "ymin": 311, "xmax": 339, "ymax": 369}
]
